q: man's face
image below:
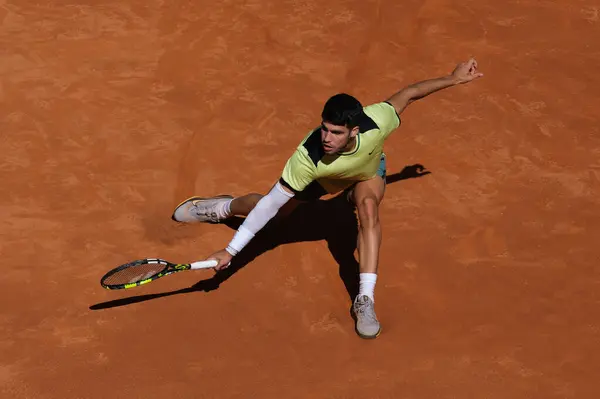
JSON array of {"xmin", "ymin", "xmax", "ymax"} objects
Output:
[{"xmin": 320, "ymin": 121, "xmax": 358, "ymax": 154}]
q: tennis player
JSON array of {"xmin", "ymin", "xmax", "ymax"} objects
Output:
[{"xmin": 172, "ymin": 58, "xmax": 483, "ymax": 339}]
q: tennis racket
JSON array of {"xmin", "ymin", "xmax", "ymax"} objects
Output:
[{"xmin": 100, "ymin": 258, "xmax": 218, "ymax": 290}]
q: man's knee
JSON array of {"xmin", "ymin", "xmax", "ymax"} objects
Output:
[{"xmin": 356, "ymin": 196, "xmax": 380, "ymax": 228}]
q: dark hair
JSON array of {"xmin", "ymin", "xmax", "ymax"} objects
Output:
[{"xmin": 321, "ymin": 93, "xmax": 363, "ymax": 128}]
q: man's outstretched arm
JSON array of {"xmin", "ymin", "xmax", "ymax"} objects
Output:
[
  {"xmin": 204, "ymin": 180, "xmax": 296, "ymax": 270},
  {"xmin": 386, "ymin": 58, "xmax": 483, "ymax": 115}
]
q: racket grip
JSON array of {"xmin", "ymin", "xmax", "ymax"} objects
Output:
[{"xmin": 190, "ymin": 259, "xmax": 219, "ymax": 269}]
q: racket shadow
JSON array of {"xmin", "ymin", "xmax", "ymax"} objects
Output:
[{"xmin": 89, "ymin": 164, "xmax": 430, "ymax": 311}]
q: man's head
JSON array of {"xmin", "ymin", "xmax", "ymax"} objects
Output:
[{"xmin": 320, "ymin": 93, "xmax": 363, "ymax": 154}]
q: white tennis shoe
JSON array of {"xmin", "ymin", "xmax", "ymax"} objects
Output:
[
  {"xmin": 352, "ymin": 295, "xmax": 381, "ymax": 339},
  {"xmin": 171, "ymin": 195, "xmax": 233, "ymax": 223}
]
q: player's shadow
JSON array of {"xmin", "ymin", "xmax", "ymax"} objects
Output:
[{"xmin": 89, "ymin": 164, "xmax": 430, "ymax": 311}]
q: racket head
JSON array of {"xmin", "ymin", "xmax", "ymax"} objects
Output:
[{"xmin": 100, "ymin": 258, "xmax": 189, "ymax": 290}]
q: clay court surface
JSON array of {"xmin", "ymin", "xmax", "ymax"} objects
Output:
[{"xmin": 1, "ymin": 0, "xmax": 600, "ymax": 397}]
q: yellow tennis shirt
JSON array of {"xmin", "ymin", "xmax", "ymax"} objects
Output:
[{"xmin": 280, "ymin": 101, "xmax": 401, "ymax": 197}]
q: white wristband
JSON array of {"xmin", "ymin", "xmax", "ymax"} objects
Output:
[{"xmin": 226, "ymin": 225, "xmax": 255, "ymax": 256}]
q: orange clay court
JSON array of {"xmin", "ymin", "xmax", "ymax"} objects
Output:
[{"xmin": 1, "ymin": 0, "xmax": 599, "ymax": 398}]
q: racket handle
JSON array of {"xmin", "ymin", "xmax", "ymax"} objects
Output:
[{"xmin": 190, "ymin": 259, "xmax": 219, "ymax": 269}]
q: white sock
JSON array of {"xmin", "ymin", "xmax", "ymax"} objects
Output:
[
  {"xmin": 216, "ymin": 199, "xmax": 233, "ymax": 219},
  {"xmin": 358, "ymin": 273, "xmax": 377, "ymax": 302}
]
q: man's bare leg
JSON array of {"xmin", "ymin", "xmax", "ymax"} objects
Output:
[
  {"xmin": 172, "ymin": 192, "xmax": 299, "ymax": 223},
  {"xmin": 348, "ymin": 175, "xmax": 386, "ymax": 339},
  {"xmin": 352, "ymin": 176, "xmax": 386, "ymax": 275},
  {"xmin": 229, "ymin": 193, "xmax": 262, "ymax": 217},
  {"xmin": 231, "ymin": 191, "xmax": 300, "ymax": 216}
]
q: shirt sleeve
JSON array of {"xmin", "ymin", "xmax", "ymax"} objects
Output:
[
  {"xmin": 280, "ymin": 147, "xmax": 317, "ymax": 193},
  {"xmin": 363, "ymin": 102, "xmax": 401, "ymax": 139}
]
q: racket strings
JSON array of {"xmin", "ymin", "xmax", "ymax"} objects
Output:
[{"xmin": 102, "ymin": 262, "xmax": 167, "ymax": 286}]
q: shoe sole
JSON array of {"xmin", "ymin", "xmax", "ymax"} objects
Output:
[
  {"xmin": 171, "ymin": 194, "xmax": 233, "ymax": 223},
  {"xmin": 356, "ymin": 326, "xmax": 381, "ymax": 339}
]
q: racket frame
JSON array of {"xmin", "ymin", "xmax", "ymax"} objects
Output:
[{"xmin": 100, "ymin": 258, "xmax": 218, "ymax": 290}]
